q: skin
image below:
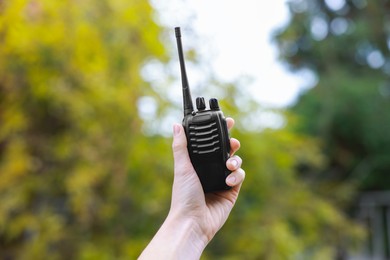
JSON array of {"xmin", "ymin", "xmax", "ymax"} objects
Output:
[{"xmin": 139, "ymin": 118, "xmax": 245, "ymax": 259}]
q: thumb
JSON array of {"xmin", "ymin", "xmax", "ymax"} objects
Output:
[{"xmin": 172, "ymin": 123, "xmax": 193, "ymax": 176}]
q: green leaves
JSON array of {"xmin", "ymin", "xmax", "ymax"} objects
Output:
[
  {"xmin": 0, "ymin": 0, "xmax": 167, "ymax": 258},
  {"xmin": 0, "ymin": 0, "xmax": 367, "ymax": 258}
]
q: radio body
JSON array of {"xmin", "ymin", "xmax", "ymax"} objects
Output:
[{"xmin": 175, "ymin": 27, "xmax": 231, "ymax": 193}]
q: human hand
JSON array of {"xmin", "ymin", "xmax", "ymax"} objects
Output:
[
  {"xmin": 139, "ymin": 118, "xmax": 244, "ymax": 259},
  {"xmin": 170, "ymin": 117, "xmax": 244, "ymax": 240}
]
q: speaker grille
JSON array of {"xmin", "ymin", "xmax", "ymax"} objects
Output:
[{"xmin": 189, "ymin": 122, "xmax": 220, "ymax": 154}]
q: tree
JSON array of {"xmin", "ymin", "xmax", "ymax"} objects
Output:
[
  {"xmin": 274, "ymin": 0, "xmax": 390, "ymax": 191},
  {"xmin": 0, "ymin": 0, "xmax": 364, "ymax": 258},
  {"xmin": 0, "ymin": 0, "xmax": 170, "ymax": 258}
]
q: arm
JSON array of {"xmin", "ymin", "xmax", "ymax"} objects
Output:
[{"xmin": 139, "ymin": 118, "xmax": 245, "ymax": 259}]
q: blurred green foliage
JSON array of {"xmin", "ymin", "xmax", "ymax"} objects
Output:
[
  {"xmin": 275, "ymin": 0, "xmax": 390, "ymax": 192},
  {"xmin": 274, "ymin": 1, "xmax": 390, "ymax": 257},
  {"xmin": 0, "ymin": 0, "xmax": 170, "ymax": 258},
  {"xmin": 0, "ymin": 0, "xmax": 364, "ymax": 259}
]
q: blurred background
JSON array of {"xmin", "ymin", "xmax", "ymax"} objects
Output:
[{"xmin": 1, "ymin": 0, "xmax": 389, "ymax": 259}]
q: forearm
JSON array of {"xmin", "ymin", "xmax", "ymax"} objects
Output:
[{"xmin": 139, "ymin": 212, "xmax": 208, "ymax": 260}]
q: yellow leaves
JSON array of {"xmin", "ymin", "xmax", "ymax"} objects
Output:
[
  {"xmin": 268, "ymin": 221, "xmax": 304, "ymax": 258},
  {"xmin": 65, "ymin": 163, "xmax": 105, "ymax": 225},
  {"xmin": 0, "ymin": 0, "xmax": 365, "ymax": 258},
  {"xmin": 79, "ymin": 243, "xmax": 114, "ymax": 260},
  {"xmin": 15, "ymin": 212, "xmax": 65, "ymax": 259},
  {"xmin": 0, "ymin": 0, "xmax": 63, "ymax": 59},
  {"xmin": 72, "ymin": 22, "xmax": 108, "ymax": 75},
  {"xmin": 0, "ymin": 188, "xmax": 28, "ymax": 235},
  {"xmin": 0, "ymin": 99, "xmax": 27, "ymax": 139},
  {"xmin": 0, "ymin": 0, "xmax": 170, "ymax": 258},
  {"xmin": 0, "ymin": 138, "xmax": 31, "ymax": 191}
]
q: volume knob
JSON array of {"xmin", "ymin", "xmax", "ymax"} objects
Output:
[
  {"xmin": 209, "ymin": 98, "xmax": 220, "ymax": 110},
  {"xmin": 196, "ymin": 97, "xmax": 206, "ymax": 111}
]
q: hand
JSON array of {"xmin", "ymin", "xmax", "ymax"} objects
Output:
[
  {"xmin": 139, "ymin": 118, "xmax": 245, "ymax": 259},
  {"xmin": 170, "ymin": 117, "xmax": 244, "ymax": 240}
]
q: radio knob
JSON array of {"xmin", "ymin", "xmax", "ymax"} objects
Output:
[
  {"xmin": 209, "ymin": 98, "xmax": 220, "ymax": 110},
  {"xmin": 196, "ymin": 97, "xmax": 206, "ymax": 111}
]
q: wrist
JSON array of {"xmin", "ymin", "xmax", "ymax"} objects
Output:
[
  {"xmin": 139, "ymin": 212, "xmax": 209, "ymax": 260},
  {"xmin": 164, "ymin": 211, "xmax": 209, "ymax": 258}
]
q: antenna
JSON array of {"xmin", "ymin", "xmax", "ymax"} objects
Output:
[{"xmin": 175, "ymin": 27, "xmax": 194, "ymax": 116}]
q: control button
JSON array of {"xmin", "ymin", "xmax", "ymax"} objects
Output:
[
  {"xmin": 209, "ymin": 98, "xmax": 220, "ymax": 110},
  {"xmin": 196, "ymin": 97, "xmax": 206, "ymax": 111}
]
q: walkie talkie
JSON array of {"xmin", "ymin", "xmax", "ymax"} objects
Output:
[{"xmin": 175, "ymin": 27, "xmax": 231, "ymax": 193}]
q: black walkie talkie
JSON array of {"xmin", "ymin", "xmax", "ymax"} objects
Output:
[{"xmin": 175, "ymin": 27, "xmax": 231, "ymax": 193}]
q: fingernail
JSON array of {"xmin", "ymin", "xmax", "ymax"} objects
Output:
[
  {"xmin": 173, "ymin": 124, "xmax": 181, "ymax": 136},
  {"xmin": 227, "ymin": 175, "xmax": 236, "ymax": 185},
  {"xmin": 230, "ymin": 159, "xmax": 238, "ymax": 167}
]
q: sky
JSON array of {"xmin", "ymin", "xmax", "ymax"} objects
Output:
[{"xmin": 151, "ymin": 0, "xmax": 317, "ymax": 108}]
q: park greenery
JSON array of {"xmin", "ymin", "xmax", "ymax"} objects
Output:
[
  {"xmin": 275, "ymin": 0, "xmax": 390, "ymax": 193},
  {"xmin": 1, "ymin": 0, "xmax": 387, "ymax": 259}
]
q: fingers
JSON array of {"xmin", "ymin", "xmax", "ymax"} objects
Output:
[
  {"xmin": 226, "ymin": 117, "xmax": 234, "ymax": 131},
  {"xmin": 226, "ymin": 155, "xmax": 242, "ymax": 171},
  {"xmin": 226, "ymin": 117, "xmax": 240, "ymax": 155},
  {"xmin": 230, "ymin": 138, "xmax": 240, "ymax": 155},
  {"xmin": 226, "ymin": 168, "xmax": 245, "ymax": 187},
  {"xmin": 173, "ymin": 119, "xmax": 244, "ymax": 188},
  {"xmin": 172, "ymin": 123, "xmax": 187, "ymax": 155},
  {"xmin": 226, "ymin": 118, "xmax": 245, "ymax": 186},
  {"xmin": 226, "ymin": 155, "xmax": 245, "ymax": 187},
  {"xmin": 172, "ymin": 124, "xmax": 193, "ymax": 175}
]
